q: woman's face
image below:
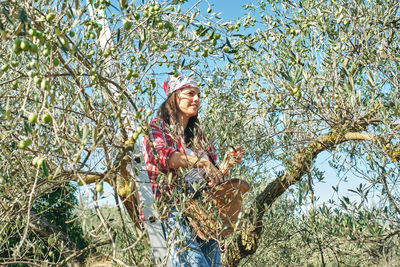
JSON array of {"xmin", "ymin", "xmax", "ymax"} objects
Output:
[{"xmin": 176, "ymin": 87, "xmax": 200, "ymax": 119}]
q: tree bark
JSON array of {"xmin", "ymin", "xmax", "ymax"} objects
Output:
[
  {"xmin": 223, "ymin": 129, "xmax": 380, "ymax": 266},
  {"xmin": 29, "ymin": 211, "xmax": 83, "ymax": 267}
]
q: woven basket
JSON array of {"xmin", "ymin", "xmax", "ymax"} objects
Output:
[{"xmin": 185, "ymin": 178, "xmax": 250, "ymax": 241}]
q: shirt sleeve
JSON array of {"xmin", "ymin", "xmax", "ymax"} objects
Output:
[
  {"xmin": 148, "ymin": 119, "xmax": 178, "ymax": 171},
  {"xmin": 208, "ymin": 143, "xmax": 218, "ymax": 165}
]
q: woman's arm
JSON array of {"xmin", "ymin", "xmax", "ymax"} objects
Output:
[
  {"xmin": 169, "ymin": 152, "xmax": 223, "ymax": 186},
  {"xmin": 219, "ymin": 146, "xmax": 244, "ymax": 176}
]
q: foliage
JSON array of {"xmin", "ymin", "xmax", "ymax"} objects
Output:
[
  {"xmin": 74, "ymin": 201, "xmax": 152, "ymax": 266},
  {"xmin": 0, "ymin": 0, "xmax": 400, "ymax": 265},
  {"xmin": 243, "ymin": 194, "xmax": 400, "ymax": 266},
  {"xmin": 0, "ymin": 182, "xmax": 87, "ymax": 264},
  {"xmin": 0, "ymin": 0, "xmax": 230, "ymax": 265},
  {"xmin": 33, "ymin": 183, "xmax": 88, "ymax": 247},
  {"xmin": 202, "ymin": 0, "xmax": 400, "ymax": 264}
]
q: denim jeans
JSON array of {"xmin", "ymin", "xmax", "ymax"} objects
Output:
[{"xmin": 162, "ymin": 211, "xmax": 221, "ymax": 267}]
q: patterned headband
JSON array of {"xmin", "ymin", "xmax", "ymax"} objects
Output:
[{"xmin": 162, "ymin": 75, "xmax": 199, "ymax": 96}]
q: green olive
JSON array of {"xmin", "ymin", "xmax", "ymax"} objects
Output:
[
  {"xmin": 96, "ymin": 182, "xmax": 104, "ymax": 193},
  {"xmin": 18, "ymin": 140, "xmax": 27, "ymax": 149},
  {"xmin": 42, "ymin": 113, "xmax": 52, "ymax": 124},
  {"xmin": 13, "ymin": 38, "xmax": 21, "ymax": 52},
  {"xmin": 32, "ymin": 156, "xmax": 39, "ymax": 166},
  {"xmin": 123, "ymin": 20, "xmax": 133, "ymax": 30},
  {"xmin": 41, "ymin": 79, "xmax": 51, "ymax": 90},
  {"xmin": 28, "ymin": 28, "xmax": 37, "ymax": 36},
  {"xmin": 29, "ymin": 44, "xmax": 39, "ymax": 54},
  {"xmin": 42, "ymin": 48, "xmax": 50, "ymax": 57},
  {"xmin": 28, "ymin": 113, "xmax": 38, "ymax": 124},
  {"xmin": 46, "ymin": 12, "xmax": 56, "ymax": 22},
  {"xmin": 10, "ymin": 60, "xmax": 19, "ymax": 67},
  {"xmin": 20, "ymin": 40, "xmax": 30, "ymax": 51},
  {"xmin": 18, "ymin": 139, "xmax": 32, "ymax": 149},
  {"xmin": 1, "ymin": 64, "xmax": 9, "ymax": 72},
  {"xmin": 52, "ymin": 58, "xmax": 60, "ymax": 66}
]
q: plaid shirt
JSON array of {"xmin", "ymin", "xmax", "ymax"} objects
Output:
[{"xmin": 142, "ymin": 117, "xmax": 217, "ymax": 199}]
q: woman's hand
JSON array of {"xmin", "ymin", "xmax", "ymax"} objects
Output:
[
  {"xmin": 203, "ymin": 160, "xmax": 223, "ymax": 187},
  {"xmin": 168, "ymin": 152, "xmax": 223, "ymax": 186},
  {"xmin": 226, "ymin": 146, "xmax": 244, "ymax": 165},
  {"xmin": 219, "ymin": 146, "xmax": 245, "ymax": 176}
]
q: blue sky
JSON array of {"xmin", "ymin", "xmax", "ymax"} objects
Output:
[{"xmin": 188, "ymin": 0, "xmax": 250, "ymax": 20}]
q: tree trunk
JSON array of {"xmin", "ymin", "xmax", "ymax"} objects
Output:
[
  {"xmin": 29, "ymin": 211, "xmax": 83, "ymax": 267},
  {"xmin": 223, "ymin": 129, "xmax": 370, "ymax": 266}
]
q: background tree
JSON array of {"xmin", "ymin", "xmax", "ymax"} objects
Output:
[
  {"xmin": 1, "ymin": 0, "xmax": 399, "ymax": 266},
  {"xmin": 201, "ymin": 0, "xmax": 400, "ymax": 265},
  {"xmin": 0, "ymin": 0, "xmax": 232, "ymax": 265}
]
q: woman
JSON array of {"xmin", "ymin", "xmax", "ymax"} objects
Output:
[{"xmin": 142, "ymin": 75, "xmax": 243, "ymax": 266}]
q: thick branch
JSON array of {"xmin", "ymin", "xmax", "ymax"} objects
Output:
[
  {"xmin": 72, "ymin": 170, "xmax": 142, "ymax": 228},
  {"xmin": 29, "ymin": 211, "xmax": 82, "ymax": 267},
  {"xmin": 56, "ymin": 238, "xmax": 112, "ymax": 267},
  {"xmin": 224, "ymin": 129, "xmax": 386, "ymax": 266}
]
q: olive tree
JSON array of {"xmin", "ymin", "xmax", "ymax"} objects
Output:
[
  {"xmin": 201, "ymin": 0, "xmax": 400, "ymax": 265},
  {"xmin": 1, "ymin": 0, "xmax": 399, "ymax": 266},
  {"xmin": 0, "ymin": 0, "xmax": 229, "ymax": 265}
]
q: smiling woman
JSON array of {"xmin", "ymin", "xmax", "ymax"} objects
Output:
[
  {"xmin": 176, "ymin": 87, "xmax": 201, "ymax": 120},
  {"xmin": 141, "ymin": 75, "xmax": 248, "ymax": 266},
  {"xmin": 142, "ymin": 75, "xmax": 221, "ymax": 266}
]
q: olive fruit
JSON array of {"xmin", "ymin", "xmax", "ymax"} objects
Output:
[
  {"xmin": 17, "ymin": 138, "xmax": 32, "ymax": 149},
  {"xmin": 41, "ymin": 79, "xmax": 51, "ymax": 90},
  {"xmin": 46, "ymin": 12, "xmax": 56, "ymax": 22},
  {"xmin": 123, "ymin": 20, "xmax": 133, "ymax": 30},
  {"xmin": 96, "ymin": 182, "xmax": 104, "ymax": 193},
  {"xmin": 28, "ymin": 113, "xmax": 38, "ymax": 124},
  {"xmin": 42, "ymin": 113, "xmax": 52, "ymax": 124},
  {"xmin": 20, "ymin": 40, "xmax": 30, "ymax": 51},
  {"xmin": 1, "ymin": 64, "xmax": 9, "ymax": 72}
]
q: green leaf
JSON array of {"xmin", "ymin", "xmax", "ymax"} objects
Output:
[
  {"xmin": 119, "ymin": 0, "xmax": 127, "ymax": 9},
  {"xmin": 18, "ymin": 9, "xmax": 27, "ymax": 23},
  {"xmin": 280, "ymin": 71, "xmax": 292, "ymax": 83},
  {"xmin": 247, "ymin": 45, "xmax": 256, "ymax": 51},
  {"xmin": 340, "ymin": 200, "xmax": 347, "ymax": 210},
  {"xmin": 138, "ymin": 39, "xmax": 142, "ymax": 51},
  {"xmin": 226, "ymin": 49, "xmax": 238, "ymax": 54},
  {"xmin": 52, "ymin": 165, "xmax": 61, "ymax": 179},
  {"xmin": 75, "ymin": 123, "xmax": 82, "ymax": 138},
  {"xmin": 23, "ymin": 120, "xmax": 32, "ymax": 134},
  {"xmin": 226, "ymin": 37, "xmax": 232, "ymax": 48},
  {"xmin": 2, "ymin": 7, "xmax": 14, "ymax": 25},
  {"xmin": 41, "ymin": 161, "xmax": 49, "ymax": 177}
]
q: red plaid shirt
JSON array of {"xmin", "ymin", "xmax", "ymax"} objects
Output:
[{"xmin": 142, "ymin": 117, "xmax": 217, "ymax": 199}]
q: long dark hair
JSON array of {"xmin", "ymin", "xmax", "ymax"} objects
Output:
[{"xmin": 158, "ymin": 90, "xmax": 207, "ymax": 152}]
